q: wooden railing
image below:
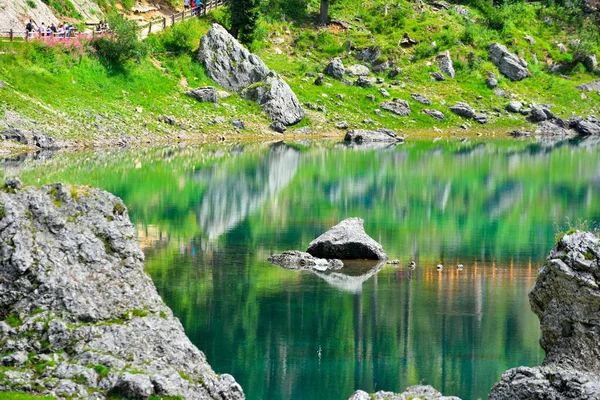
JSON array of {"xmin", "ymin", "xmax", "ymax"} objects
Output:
[
  {"xmin": 0, "ymin": 0, "xmax": 227, "ymax": 42},
  {"xmin": 140, "ymin": 0, "xmax": 227, "ymax": 36}
]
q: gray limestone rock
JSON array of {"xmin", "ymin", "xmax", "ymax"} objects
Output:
[
  {"xmin": 344, "ymin": 129, "xmax": 404, "ymax": 143},
  {"xmin": 355, "ymin": 76, "xmax": 375, "ymax": 88},
  {"xmin": 535, "ymin": 121, "xmax": 574, "ymax": 137},
  {"xmin": 348, "ymin": 385, "xmax": 461, "ymax": 400},
  {"xmin": 241, "ymin": 71, "xmax": 304, "ymax": 126},
  {"xmin": 506, "ymin": 101, "xmax": 522, "ymax": 113},
  {"xmin": 324, "ymin": 57, "xmax": 345, "ymax": 80},
  {"xmin": 186, "ymin": 87, "xmax": 218, "ymax": 103},
  {"xmin": 198, "ymin": 24, "xmax": 269, "ymax": 93},
  {"xmin": 380, "ymin": 99, "xmax": 411, "ymax": 116},
  {"xmin": 347, "ymin": 64, "xmax": 371, "ymax": 77},
  {"xmin": 430, "ymin": 72, "xmax": 446, "ymax": 81},
  {"xmin": 450, "ymin": 102, "xmax": 476, "ymax": 119},
  {"xmin": 336, "ymin": 121, "xmax": 350, "ymax": 130},
  {"xmin": 198, "ymin": 24, "xmax": 303, "ymax": 126},
  {"xmin": 354, "ymin": 47, "xmax": 382, "ymax": 63},
  {"xmin": 0, "ymin": 182, "xmax": 245, "ymax": 399},
  {"xmin": 33, "ymin": 133, "xmax": 58, "ymax": 150},
  {"xmin": 488, "ymin": 43, "xmax": 531, "ymax": 81},
  {"xmin": 436, "ymin": 51, "xmax": 455, "ymax": 78},
  {"xmin": 267, "ymin": 250, "xmax": 343, "ymax": 271},
  {"xmin": 574, "ymin": 118, "xmax": 600, "ymax": 136},
  {"xmin": 1, "ymin": 128, "xmax": 28, "ymax": 145},
  {"xmin": 577, "ymin": 80, "xmax": 600, "ymax": 92},
  {"xmin": 421, "ymin": 109, "xmax": 445, "ymax": 121},
  {"xmin": 307, "ymin": 218, "xmax": 388, "ymax": 260},
  {"xmin": 411, "ymin": 93, "xmax": 432, "ymax": 105},
  {"xmin": 490, "ymin": 231, "xmax": 600, "ymax": 399}
]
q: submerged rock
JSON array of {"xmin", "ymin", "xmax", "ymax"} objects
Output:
[
  {"xmin": 267, "ymin": 250, "xmax": 343, "ymax": 271},
  {"xmin": 344, "ymin": 129, "xmax": 404, "ymax": 143},
  {"xmin": 0, "ymin": 180, "xmax": 245, "ymax": 399},
  {"xmin": 307, "ymin": 217, "xmax": 388, "ymax": 260},
  {"xmin": 348, "ymin": 385, "xmax": 461, "ymax": 400},
  {"xmin": 488, "ymin": 43, "xmax": 531, "ymax": 81}
]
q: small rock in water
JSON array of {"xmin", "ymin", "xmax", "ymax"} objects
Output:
[
  {"xmin": 436, "ymin": 264, "xmax": 444, "ymax": 271},
  {"xmin": 388, "ymin": 260, "xmax": 400, "ymax": 265},
  {"xmin": 408, "ymin": 261, "xmax": 416, "ymax": 269},
  {"xmin": 457, "ymin": 264, "xmax": 464, "ymax": 271}
]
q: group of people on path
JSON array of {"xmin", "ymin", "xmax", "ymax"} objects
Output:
[
  {"xmin": 26, "ymin": 20, "xmax": 77, "ymax": 38},
  {"xmin": 183, "ymin": 0, "xmax": 204, "ymax": 15}
]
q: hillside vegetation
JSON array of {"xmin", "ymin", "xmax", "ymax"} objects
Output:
[{"xmin": 0, "ymin": 0, "xmax": 599, "ymax": 149}]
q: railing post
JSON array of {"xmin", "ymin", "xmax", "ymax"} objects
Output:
[
  {"xmin": 171, "ymin": 14, "xmax": 175, "ymax": 26},
  {"xmin": 9, "ymin": 29, "xmax": 13, "ymax": 42},
  {"xmin": 163, "ymin": 17, "xmax": 166, "ymax": 28},
  {"xmin": 148, "ymin": 21, "xmax": 152, "ymax": 35}
]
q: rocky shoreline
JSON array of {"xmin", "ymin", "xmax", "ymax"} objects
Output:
[
  {"xmin": 347, "ymin": 231, "xmax": 600, "ymax": 399},
  {"xmin": 0, "ymin": 178, "xmax": 244, "ymax": 399}
]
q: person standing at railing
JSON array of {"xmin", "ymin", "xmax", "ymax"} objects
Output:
[
  {"xmin": 38, "ymin": 23, "xmax": 46, "ymax": 37},
  {"xmin": 191, "ymin": 0, "xmax": 197, "ymax": 15},
  {"xmin": 26, "ymin": 20, "xmax": 34, "ymax": 37},
  {"xmin": 184, "ymin": 0, "xmax": 190, "ymax": 9}
]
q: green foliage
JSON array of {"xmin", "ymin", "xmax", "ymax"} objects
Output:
[
  {"xmin": 0, "ymin": 393, "xmax": 54, "ymax": 400},
  {"xmin": 6, "ymin": 314, "xmax": 22, "ymax": 328},
  {"xmin": 93, "ymin": 364, "xmax": 111, "ymax": 379},
  {"xmin": 229, "ymin": 0, "xmax": 261, "ymax": 44},
  {"xmin": 121, "ymin": 0, "xmax": 135, "ymax": 11},
  {"xmin": 40, "ymin": 0, "xmax": 81, "ymax": 18},
  {"xmin": 156, "ymin": 22, "xmax": 198, "ymax": 54},
  {"xmin": 131, "ymin": 309, "xmax": 149, "ymax": 317},
  {"xmin": 91, "ymin": 14, "xmax": 148, "ymax": 69},
  {"xmin": 26, "ymin": 0, "xmax": 37, "ymax": 8}
]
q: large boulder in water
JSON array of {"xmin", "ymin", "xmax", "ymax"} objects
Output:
[
  {"xmin": 488, "ymin": 43, "xmax": 531, "ymax": 81},
  {"xmin": 198, "ymin": 24, "xmax": 304, "ymax": 125},
  {"xmin": 241, "ymin": 71, "xmax": 304, "ymax": 125},
  {"xmin": 307, "ymin": 218, "xmax": 388, "ymax": 260},
  {"xmin": 0, "ymin": 179, "xmax": 245, "ymax": 399},
  {"xmin": 490, "ymin": 231, "xmax": 600, "ymax": 398}
]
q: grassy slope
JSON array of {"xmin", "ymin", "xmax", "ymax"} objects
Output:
[{"xmin": 0, "ymin": 1, "xmax": 598, "ymax": 148}]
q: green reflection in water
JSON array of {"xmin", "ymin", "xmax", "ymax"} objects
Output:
[{"xmin": 5, "ymin": 138, "xmax": 600, "ymax": 399}]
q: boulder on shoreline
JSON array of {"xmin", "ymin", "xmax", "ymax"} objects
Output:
[
  {"xmin": 348, "ymin": 385, "xmax": 461, "ymax": 400},
  {"xmin": 307, "ymin": 218, "xmax": 388, "ymax": 260},
  {"xmin": 344, "ymin": 129, "xmax": 404, "ymax": 143},
  {"xmin": 0, "ymin": 179, "xmax": 245, "ymax": 399},
  {"xmin": 198, "ymin": 24, "xmax": 303, "ymax": 126}
]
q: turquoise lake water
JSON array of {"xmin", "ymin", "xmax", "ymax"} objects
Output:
[{"xmin": 7, "ymin": 138, "xmax": 600, "ymax": 399}]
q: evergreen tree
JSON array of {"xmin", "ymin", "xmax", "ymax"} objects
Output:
[{"xmin": 230, "ymin": 0, "xmax": 260, "ymax": 45}]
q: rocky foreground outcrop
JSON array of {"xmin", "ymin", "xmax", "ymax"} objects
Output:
[
  {"xmin": 489, "ymin": 231, "xmax": 600, "ymax": 399},
  {"xmin": 198, "ymin": 24, "xmax": 304, "ymax": 126},
  {"xmin": 0, "ymin": 179, "xmax": 244, "ymax": 399},
  {"xmin": 349, "ymin": 231, "xmax": 600, "ymax": 399}
]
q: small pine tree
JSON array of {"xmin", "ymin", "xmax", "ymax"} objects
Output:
[{"xmin": 230, "ymin": 0, "xmax": 260, "ymax": 45}]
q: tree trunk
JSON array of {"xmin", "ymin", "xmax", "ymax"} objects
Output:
[{"xmin": 319, "ymin": 0, "xmax": 329, "ymax": 26}]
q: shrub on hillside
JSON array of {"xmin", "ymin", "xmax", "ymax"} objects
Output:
[{"xmin": 91, "ymin": 14, "xmax": 148, "ymax": 68}]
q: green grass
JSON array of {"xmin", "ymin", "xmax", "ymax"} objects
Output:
[
  {"xmin": 0, "ymin": 2, "xmax": 599, "ymax": 144},
  {"xmin": 0, "ymin": 393, "xmax": 54, "ymax": 400}
]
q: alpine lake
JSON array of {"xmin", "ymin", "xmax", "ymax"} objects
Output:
[{"xmin": 4, "ymin": 137, "xmax": 600, "ymax": 400}]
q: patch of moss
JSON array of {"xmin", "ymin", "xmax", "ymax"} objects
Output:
[
  {"xmin": 92, "ymin": 364, "xmax": 111, "ymax": 379},
  {"xmin": 113, "ymin": 202, "xmax": 126, "ymax": 216},
  {"xmin": 131, "ymin": 309, "xmax": 149, "ymax": 318}
]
